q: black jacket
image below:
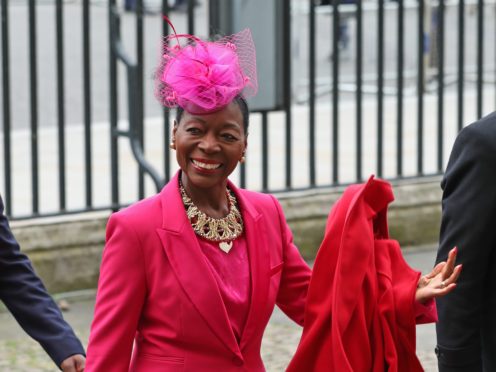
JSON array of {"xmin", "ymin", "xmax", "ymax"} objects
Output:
[
  {"xmin": 436, "ymin": 111, "xmax": 496, "ymax": 372},
  {"xmin": 0, "ymin": 196, "xmax": 85, "ymax": 368}
]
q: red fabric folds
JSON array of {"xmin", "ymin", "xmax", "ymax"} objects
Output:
[{"xmin": 287, "ymin": 176, "xmax": 424, "ymax": 372}]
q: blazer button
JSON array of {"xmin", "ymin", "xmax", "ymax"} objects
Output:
[
  {"xmin": 232, "ymin": 356, "xmax": 244, "ymax": 366},
  {"xmin": 434, "ymin": 346, "xmax": 442, "ymax": 357}
]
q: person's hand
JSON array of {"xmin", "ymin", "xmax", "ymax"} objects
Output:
[
  {"xmin": 415, "ymin": 247, "xmax": 462, "ymax": 304},
  {"xmin": 60, "ymin": 354, "xmax": 85, "ymax": 372}
]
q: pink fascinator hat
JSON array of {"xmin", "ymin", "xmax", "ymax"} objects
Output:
[{"xmin": 155, "ymin": 21, "xmax": 258, "ymax": 115}]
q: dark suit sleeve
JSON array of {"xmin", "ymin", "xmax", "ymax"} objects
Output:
[
  {"xmin": 0, "ymin": 196, "xmax": 85, "ymax": 368},
  {"xmin": 435, "ymin": 122, "xmax": 496, "ymax": 371}
]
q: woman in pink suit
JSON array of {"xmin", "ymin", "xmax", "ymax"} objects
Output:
[
  {"xmin": 86, "ymin": 28, "xmax": 311, "ymax": 371},
  {"xmin": 86, "ymin": 26, "xmax": 461, "ymax": 372}
]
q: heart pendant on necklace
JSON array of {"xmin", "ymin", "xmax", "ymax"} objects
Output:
[{"xmin": 219, "ymin": 241, "xmax": 233, "ymax": 253}]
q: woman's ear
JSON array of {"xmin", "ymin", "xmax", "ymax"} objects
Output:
[
  {"xmin": 172, "ymin": 120, "xmax": 179, "ymax": 138},
  {"xmin": 240, "ymin": 141, "xmax": 247, "ymax": 164},
  {"xmin": 170, "ymin": 120, "xmax": 178, "ymax": 150}
]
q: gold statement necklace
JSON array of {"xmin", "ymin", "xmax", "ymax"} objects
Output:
[{"xmin": 179, "ymin": 183, "xmax": 244, "ymax": 253}]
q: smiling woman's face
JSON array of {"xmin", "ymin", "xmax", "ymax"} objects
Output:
[{"xmin": 173, "ymin": 101, "xmax": 247, "ymax": 190}]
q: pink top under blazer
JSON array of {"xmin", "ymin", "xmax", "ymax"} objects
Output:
[{"xmin": 85, "ymin": 172, "xmax": 312, "ymax": 372}]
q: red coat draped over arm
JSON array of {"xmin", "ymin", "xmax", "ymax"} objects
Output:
[{"xmin": 287, "ymin": 177, "xmax": 435, "ymax": 372}]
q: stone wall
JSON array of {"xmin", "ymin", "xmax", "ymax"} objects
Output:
[
  {"xmin": 11, "ymin": 212, "xmax": 108, "ymax": 294},
  {"xmin": 10, "ymin": 176, "xmax": 443, "ymax": 293}
]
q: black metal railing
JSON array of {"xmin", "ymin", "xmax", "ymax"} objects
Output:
[
  {"xmin": 109, "ymin": 3, "xmax": 163, "ymax": 192},
  {"xmin": 1, "ymin": 0, "xmax": 495, "ymax": 219}
]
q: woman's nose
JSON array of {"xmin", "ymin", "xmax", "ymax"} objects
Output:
[{"xmin": 198, "ymin": 134, "xmax": 220, "ymax": 153}]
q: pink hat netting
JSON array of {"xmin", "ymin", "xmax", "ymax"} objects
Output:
[{"xmin": 155, "ymin": 28, "xmax": 258, "ymax": 115}]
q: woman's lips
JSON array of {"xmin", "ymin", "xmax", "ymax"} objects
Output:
[{"xmin": 191, "ymin": 158, "xmax": 222, "ymax": 173}]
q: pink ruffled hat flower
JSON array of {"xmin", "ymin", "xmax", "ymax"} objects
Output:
[{"xmin": 155, "ymin": 26, "xmax": 258, "ymax": 115}]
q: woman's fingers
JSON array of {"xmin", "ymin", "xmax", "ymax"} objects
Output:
[
  {"xmin": 425, "ymin": 262, "xmax": 445, "ymax": 279},
  {"xmin": 416, "ymin": 246, "xmax": 462, "ymax": 302},
  {"xmin": 441, "ymin": 246, "xmax": 457, "ymax": 280},
  {"xmin": 435, "ymin": 264, "xmax": 462, "ymax": 297},
  {"xmin": 442, "ymin": 263, "xmax": 462, "ymax": 287}
]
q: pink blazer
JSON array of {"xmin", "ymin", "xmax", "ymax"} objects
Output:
[{"xmin": 86, "ymin": 172, "xmax": 311, "ymax": 371}]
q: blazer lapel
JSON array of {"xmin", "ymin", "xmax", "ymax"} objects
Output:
[
  {"xmin": 155, "ymin": 173, "xmax": 242, "ymax": 357},
  {"xmin": 229, "ymin": 183, "xmax": 270, "ymax": 350}
]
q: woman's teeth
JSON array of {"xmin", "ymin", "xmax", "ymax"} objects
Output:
[{"xmin": 192, "ymin": 160, "xmax": 221, "ymax": 170}]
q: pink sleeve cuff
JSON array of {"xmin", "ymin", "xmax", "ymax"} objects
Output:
[{"xmin": 414, "ymin": 298, "xmax": 438, "ymax": 324}]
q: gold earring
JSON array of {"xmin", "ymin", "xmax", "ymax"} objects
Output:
[
  {"xmin": 240, "ymin": 153, "xmax": 246, "ymax": 163},
  {"xmin": 169, "ymin": 141, "xmax": 176, "ymax": 150}
]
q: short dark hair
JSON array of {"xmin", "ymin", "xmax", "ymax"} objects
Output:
[{"xmin": 175, "ymin": 95, "xmax": 250, "ymax": 134}]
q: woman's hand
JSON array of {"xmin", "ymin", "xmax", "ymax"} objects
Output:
[{"xmin": 415, "ymin": 247, "xmax": 462, "ymax": 304}]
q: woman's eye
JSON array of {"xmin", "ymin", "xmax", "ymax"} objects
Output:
[
  {"xmin": 222, "ymin": 133, "xmax": 237, "ymax": 141},
  {"xmin": 186, "ymin": 127, "xmax": 201, "ymax": 134}
]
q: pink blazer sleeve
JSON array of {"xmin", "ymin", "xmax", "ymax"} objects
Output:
[
  {"xmin": 414, "ymin": 298, "xmax": 438, "ymax": 324},
  {"xmin": 86, "ymin": 213, "xmax": 147, "ymax": 372},
  {"xmin": 270, "ymin": 195, "xmax": 312, "ymax": 326}
]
